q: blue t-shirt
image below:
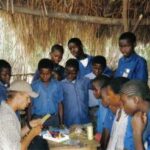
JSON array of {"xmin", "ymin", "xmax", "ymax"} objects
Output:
[
  {"xmin": 115, "ymin": 53, "xmax": 148, "ymax": 82},
  {"xmin": 61, "ymin": 78, "xmax": 90, "ymax": 127},
  {"xmin": 31, "ymin": 79, "xmax": 63, "ymax": 116},
  {"xmin": 103, "ymin": 109, "xmax": 115, "ymax": 132},
  {"xmin": 96, "ymin": 100, "xmax": 108, "ymax": 133},
  {"xmin": 0, "ymin": 82, "xmax": 7, "ymax": 103}
]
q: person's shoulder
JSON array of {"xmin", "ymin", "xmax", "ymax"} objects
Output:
[
  {"xmin": 135, "ymin": 53, "xmax": 147, "ymax": 62},
  {"xmin": 31, "ymin": 79, "xmax": 41, "ymax": 87}
]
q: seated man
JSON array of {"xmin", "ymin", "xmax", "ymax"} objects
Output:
[{"xmin": 0, "ymin": 80, "xmax": 43, "ymax": 150}]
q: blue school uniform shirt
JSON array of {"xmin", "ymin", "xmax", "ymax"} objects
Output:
[
  {"xmin": 115, "ymin": 53, "xmax": 148, "ymax": 82},
  {"xmin": 96, "ymin": 100, "xmax": 108, "ymax": 133},
  {"xmin": 146, "ymin": 113, "xmax": 150, "ymax": 150},
  {"xmin": 124, "ymin": 113, "xmax": 150, "ymax": 150},
  {"xmin": 61, "ymin": 78, "xmax": 90, "ymax": 127},
  {"xmin": 31, "ymin": 79, "xmax": 63, "ymax": 116},
  {"xmin": 78, "ymin": 55, "xmax": 93, "ymax": 78},
  {"xmin": 0, "ymin": 81, "xmax": 8, "ymax": 103},
  {"xmin": 103, "ymin": 109, "xmax": 115, "ymax": 132},
  {"xmin": 103, "ymin": 67, "xmax": 113, "ymax": 77}
]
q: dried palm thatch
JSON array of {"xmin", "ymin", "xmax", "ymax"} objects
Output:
[{"xmin": 0, "ymin": 0, "xmax": 149, "ymax": 76}]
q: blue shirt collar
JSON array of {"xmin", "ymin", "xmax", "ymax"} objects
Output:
[{"xmin": 122, "ymin": 52, "xmax": 137, "ymax": 62}]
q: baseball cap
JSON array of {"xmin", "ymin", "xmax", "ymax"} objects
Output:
[{"xmin": 8, "ymin": 80, "xmax": 39, "ymax": 98}]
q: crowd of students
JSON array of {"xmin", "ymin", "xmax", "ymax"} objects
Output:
[{"xmin": 0, "ymin": 31, "xmax": 149, "ymax": 150}]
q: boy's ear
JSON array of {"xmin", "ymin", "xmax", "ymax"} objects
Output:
[{"xmin": 133, "ymin": 96, "xmax": 140, "ymax": 104}]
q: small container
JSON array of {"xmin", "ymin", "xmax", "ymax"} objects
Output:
[{"xmin": 87, "ymin": 124, "xmax": 93, "ymax": 140}]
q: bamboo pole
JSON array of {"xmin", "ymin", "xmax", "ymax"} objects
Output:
[{"xmin": 122, "ymin": 0, "xmax": 129, "ymax": 32}]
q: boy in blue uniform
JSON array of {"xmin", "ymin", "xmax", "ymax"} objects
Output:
[
  {"xmin": 0, "ymin": 60, "xmax": 11, "ymax": 103},
  {"xmin": 33, "ymin": 44, "xmax": 65, "ymax": 81},
  {"xmin": 91, "ymin": 75, "xmax": 111, "ymax": 141},
  {"xmin": 115, "ymin": 32, "xmax": 148, "ymax": 83},
  {"xmin": 100, "ymin": 77, "xmax": 129, "ymax": 150},
  {"xmin": 61, "ymin": 58, "xmax": 90, "ymax": 127},
  {"xmin": 85, "ymin": 56, "xmax": 113, "ymax": 131},
  {"xmin": 31, "ymin": 59, "xmax": 63, "ymax": 127},
  {"xmin": 68, "ymin": 38, "xmax": 93, "ymax": 78},
  {"xmin": 121, "ymin": 80, "xmax": 150, "ymax": 150}
]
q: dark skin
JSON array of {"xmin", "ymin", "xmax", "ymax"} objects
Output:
[
  {"xmin": 0, "ymin": 68, "xmax": 11, "ymax": 85},
  {"xmin": 65, "ymin": 66, "xmax": 78, "ymax": 81},
  {"xmin": 92, "ymin": 63, "xmax": 104, "ymax": 77},
  {"xmin": 119, "ymin": 39, "xmax": 135, "ymax": 57},
  {"xmin": 50, "ymin": 50, "xmax": 63, "ymax": 64},
  {"xmin": 35, "ymin": 68, "xmax": 63, "ymax": 124},
  {"xmin": 68, "ymin": 42, "xmax": 87, "ymax": 60}
]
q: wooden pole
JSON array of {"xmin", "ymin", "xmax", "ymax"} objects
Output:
[
  {"xmin": 0, "ymin": 6, "xmax": 122, "ymax": 25},
  {"xmin": 132, "ymin": 14, "xmax": 143, "ymax": 33},
  {"xmin": 122, "ymin": 0, "xmax": 129, "ymax": 32},
  {"xmin": 0, "ymin": 6, "xmax": 149, "ymax": 26}
]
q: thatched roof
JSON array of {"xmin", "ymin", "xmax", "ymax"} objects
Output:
[{"xmin": 0, "ymin": 0, "xmax": 150, "ymax": 75}]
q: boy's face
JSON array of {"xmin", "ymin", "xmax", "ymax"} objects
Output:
[
  {"xmin": 0, "ymin": 68, "xmax": 11, "ymax": 84},
  {"xmin": 50, "ymin": 50, "xmax": 63, "ymax": 64},
  {"xmin": 39, "ymin": 68, "xmax": 52, "ymax": 83},
  {"xmin": 66, "ymin": 67, "xmax": 78, "ymax": 81},
  {"xmin": 92, "ymin": 63, "xmax": 103, "ymax": 77},
  {"xmin": 119, "ymin": 39, "xmax": 134, "ymax": 57},
  {"xmin": 68, "ymin": 42, "xmax": 83, "ymax": 58},
  {"xmin": 101, "ymin": 88, "xmax": 110, "ymax": 107},
  {"xmin": 120, "ymin": 94, "xmax": 138, "ymax": 115},
  {"xmin": 92, "ymin": 81, "xmax": 101, "ymax": 99},
  {"xmin": 107, "ymin": 86, "xmax": 121, "ymax": 107}
]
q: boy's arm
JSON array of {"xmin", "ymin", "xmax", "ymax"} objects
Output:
[
  {"xmin": 100, "ymin": 128, "xmax": 110, "ymax": 150},
  {"xmin": 132, "ymin": 112, "xmax": 147, "ymax": 150},
  {"xmin": 58, "ymin": 102, "xmax": 63, "ymax": 125},
  {"xmin": 21, "ymin": 125, "xmax": 42, "ymax": 150}
]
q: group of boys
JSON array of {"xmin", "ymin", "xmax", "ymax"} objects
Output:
[{"xmin": 0, "ymin": 31, "xmax": 149, "ymax": 150}]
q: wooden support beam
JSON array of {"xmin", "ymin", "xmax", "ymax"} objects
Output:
[
  {"xmin": 122, "ymin": 0, "xmax": 129, "ymax": 31},
  {"xmin": 0, "ymin": 6, "xmax": 123, "ymax": 25},
  {"xmin": 0, "ymin": 6, "xmax": 149, "ymax": 26}
]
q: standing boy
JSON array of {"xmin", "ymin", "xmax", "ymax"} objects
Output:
[
  {"xmin": 31, "ymin": 59, "xmax": 63, "ymax": 127},
  {"xmin": 68, "ymin": 38, "xmax": 93, "ymax": 78},
  {"xmin": 61, "ymin": 58, "xmax": 90, "ymax": 127},
  {"xmin": 115, "ymin": 32, "xmax": 148, "ymax": 83}
]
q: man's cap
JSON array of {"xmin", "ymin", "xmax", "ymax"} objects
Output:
[
  {"xmin": 8, "ymin": 80, "xmax": 39, "ymax": 98},
  {"xmin": 121, "ymin": 80, "xmax": 150, "ymax": 101}
]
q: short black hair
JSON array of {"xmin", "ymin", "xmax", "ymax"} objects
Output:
[
  {"xmin": 65, "ymin": 58, "xmax": 79, "ymax": 71},
  {"xmin": 121, "ymin": 80, "xmax": 150, "ymax": 102},
  {"xmin": 38, "ymin": 58, "xmax": 54, "ymax": 71},
  {"xmin": 51, "ymin": 44, "xmax": 64, "ymax": 54},
  {"xmin": 109, "ymin": 77, "xmax": 130, "ymax": 94},
  {"xmin": 92, "ymin": 56, "xmax": 106, "ymax": 71},
  {"xmin": 0, "ymin": 59, "xmax": 11, "ymax": 72},
  {"xmin": 92, "ymin": 75, "xmax": 111, "ymax": 89},
  {"xmin": 119, "ymin": 32, "xmax": 136, "ymax": 44},
  {"xmin": 68, "ymin": 38, "xmax": 83, "ymax": 48}
]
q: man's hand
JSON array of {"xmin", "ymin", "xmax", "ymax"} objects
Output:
[
  {"xmin": 29, "ymin": 125, "xmax": 43, "ymax": 138},
  {"xmin": 29, "ymin": 119, "xmax": 42, "ymax": 128}
]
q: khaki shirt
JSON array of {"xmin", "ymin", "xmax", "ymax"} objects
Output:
[{"xmin": 0, "ymin": 101, "xmax": 21, "ymax": 150}]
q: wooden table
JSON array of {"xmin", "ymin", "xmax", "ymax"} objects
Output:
[{"xmin": 47, "ymin": 133, "xmax": 99, "ymax": 150}]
